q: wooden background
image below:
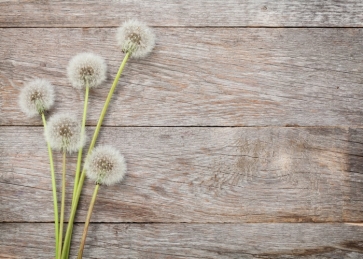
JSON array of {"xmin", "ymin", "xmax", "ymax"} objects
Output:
[{"xmin": 1, "ymin": 1, "xmax": 363, "ymax": 258}]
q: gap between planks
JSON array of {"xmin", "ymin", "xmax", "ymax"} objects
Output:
[
  {"xmin": 2, "ymin": 26, "xmax": 363, "ymax": 29},
  {"xmin": 2, "ymin": 222, "xmax": 363, "ymax": 225},
  {"xmin": 0, "ymin": 125, "xmax": 360, "ymax": 128}
]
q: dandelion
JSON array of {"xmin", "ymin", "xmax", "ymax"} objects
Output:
[
  {"xmin": 45, "ymin": 113, "xmax": 86, "ymax": 153},
  {"xmin": 67, "ymin": 52, "xmax": 107, "ymax": 221},
  {"xmin": 18, "ymin": 78, "xmax": 59, "ymax": 257},
  {"xmin": 63, "ymin": 21, "xmax": 155, "ymax": 258},
  {"xmin": 116, "ymin": 19, "xmax": 155, "ymax": 58},
  {"xmin": 77, "ymin": 146, "xmax": 126, "ymax": 258},
  {"xmin": 67, "ymin": 52, "xmax": 107, "ymax": 89},
  {"xmin": 85, "ymin": 145, "xmax": 127, "ymax": 185},
  {"xmin": 45, "ymin": 113, "xmax": 86, "ymax": 258},
  {"xmin": 19, "ymin": 78, "xmax": 55, "ymax": 117}
]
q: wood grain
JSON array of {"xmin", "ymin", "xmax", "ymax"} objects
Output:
[
  {"xmin": 1, "ymin": 223, "xmax": 363, "ymax": 258},
  {"xmin": 2, "ymin": 1, "xmax": 363, "ymax": 258},
  {"xmin": 1, "ymin": 28, "xmax": 363, "ymax": 126},
  {"xmin": 1, "ymin": 126, "xmax": 363, "ymax": 223},
  {"xmin": 1, "ymin": 0, "xmax": 363, "ymax": 28}
]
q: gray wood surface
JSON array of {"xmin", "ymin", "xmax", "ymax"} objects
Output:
[
  {"xmin": 1, "ymin": 28, "xmax": 363, "ymax": 126},
  {"xmin": 1, "ymin": 0, "xmax": 363, "ymax": 27},
  {"xmin": 1, "ymin": 223, "xmax": 363, "ymax": 258},
  {"xmin": 1, "ymin": 126, "xmax": 363, "ymax": 223},
  {"xmin": 2, "ymin": 1, "xmax": 363, "ymax": 258}
]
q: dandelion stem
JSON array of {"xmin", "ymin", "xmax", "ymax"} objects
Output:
[
  {"xmin": 65, "ymin": 82, "xmax": 90, "ymax": 259},
  {"xmin": 90, "ymin": 51, "xmax": 130, "ymax": 152},
  {"xmin": 73, "ymin": 82, "xmax": 89, "ymax": 204},
  {"xmin": 61, "ymin": 52, "xmax": 130, "ymax": 259},
  {"xmin": 58, "ymin": 151, "xmax": 66, "ymax": 259},
  {"xmin": 41, "ymin": 113, "xmax": 59, "ymax": 258},
  {"xmin": 77, "ymin": 184, "xmax": 99, "ymax": 259}
]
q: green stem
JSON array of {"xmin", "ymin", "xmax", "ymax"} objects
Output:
[
  {"xmin": 58, "ymin": 151, "xmax": 66, "ymax": 259},
  {"xmin": 65, "ymin": 83, "xmax": 90, "ymax": 258},
  {"xmin": 41, "ymin": 113, "xmax": 59, "ymax": 258},
  {"xmin": 90, "ymin": 51, "xmax": 130, "ymax": 152},
  {"xmin": 61, "ymin": 52, "xmax": 130, "ymax": 259},
  {"xmin": 73, "ymin": 83, "xmax": 89, "ymax": 205},
  {"xmin": 77, "ymin": 184, "xmax": 100, "ymax": 259}
]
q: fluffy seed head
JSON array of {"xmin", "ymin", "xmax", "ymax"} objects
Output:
[
  {"xmin": 116, "ymin": 19, "xmax": 155, "ymax": 58},
  {"xmin": 67, "ymin": 52, "xmax": 107, "ymax": 89},
  {"xmin": 45, "ymin": 113, "xmax": 86, "ymax": 153},
  {"xmin": 19, "ymin": 79, "xmax": 55, "ymax": 117},
  {"xmin": 85, "ymin": 145, "xmax": 127, "ymax": 186}
]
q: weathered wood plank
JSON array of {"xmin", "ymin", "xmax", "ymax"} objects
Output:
[
  {"xmin": 1, "ymin": 28, "xmax": 363, "ymax": 126},
  {"xmin": 1, "ymin": 126, "xmax": 362, "ymax": 222},
  {"xmin": 1, "ymin": 223, "xmax": 363, "ymax": 258},
  {"xmin": 1, "ymin": 0, "xmax": 363, "ymax": 28}
]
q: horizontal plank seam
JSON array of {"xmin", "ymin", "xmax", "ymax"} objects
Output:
[
  {"xmin": 0, "ymin": 125, "xmax": 359, "ymax": 128},
  {"xmin": 2, "ymin": 26, "xmax": 363, "ymax": 29},
  {"xmin": 1, "ymin": 222, "xmax": 363, "ymax": 224}
]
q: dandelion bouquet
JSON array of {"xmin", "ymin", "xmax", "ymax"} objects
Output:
[{"xmin": 18, "ymin": 20, "xmax": 155, "ymax": 258}]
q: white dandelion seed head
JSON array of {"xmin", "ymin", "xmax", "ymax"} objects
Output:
[
  {"xmin": 85, "ymin": 145, "xmax": 127, "ymax": 186},
  {"xmin": 116, "ymin": 19, "xmax": 155, "ymax": 59},
  {"xmin": 45, "ymin": 113, "xmax": 86, "ymax": 153},
  {"xmin": 67, "ymin": 52, "xmax": 107, "ymax": 89},
  {"xmin": 18, "ymin": 79, "xmax": 55, "ymax": 117}
]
